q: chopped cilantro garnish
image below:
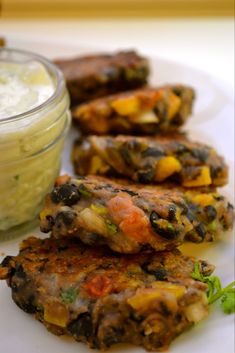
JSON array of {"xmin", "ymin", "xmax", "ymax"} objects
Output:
[
  {"xmin": 105, "ymin": 219, "xmax": 118, "ymax": 234},
  {"xmin": 208, "ymin": 220, "xmax": 217, "ymax": 231},
  {"xmin": 167, "ymin": 223, "xmax": 175, "ymax": 231},
  {"xmin": 191, "ymin": 262, "xmax": 235, "ymax": 314},
  {"xmin": 78, "ymin": 184, "xmax": 93, "ymax": 198},
  {"xmin": 61, "ymin": 288, "xmax": 77, "ymax": 304},
  {"xmin": 221, "ymin": 289, "xmax": 235, "ymax": 314}
]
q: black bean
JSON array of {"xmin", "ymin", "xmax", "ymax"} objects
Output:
[
  {"xmin": 11, "ymin": 283, "xmax": 18, "ymax": 293},
  {"xmin": 210, "ymin": 165, "xmax": 222, "ymax": 178},
  {"xmin": 168, "ymin": 172, "xmax": 183, "ymax": 184},
  {"xmin": 200, "ymin": 260, "xmax": 213, "ymax": 276},
  {"xmin": 103, "ymin": 327, "xmax": 124, "ymax": 347},
  {"xmin": 175, "ymin": 313, "xmax": 183, "ymax": 323},
  {"xmin": 15, "ymin": 264, "xmax": 27, "ymax": 279},
  {"xmin": 157, "ymin": 226, "xmax": 179, "ymax": 240},
  {"xmin": 0, "ymin": 256, "xmax": 13, "ymax": 268},
  {"xmin": 160, "ymin": 302, "xmax": 172, "ymax": 316},
  {"xmin": 174, "ymin": 143, "xmax": 190, "ymax": 155},
  {"xmin": 150, "ymin": 212, "xmax": 179, "ymax": 240},
  {"xmin": 168, "ymin": 205, "xmax": 177, "ymax": 221},
  {"xmin": 137, "ymin": 168, "xmax": 155, "ymax": 183},
  {"xmin": 187, "ymin": 202, "xmax": 200, "ymax": 215},
  {"xmin": 177, "ymin": 202, "xmax": 189, "ymax": 215},
  {"xmin": 213, "ymin": 194, "xmax": 224, "ymax": 201},
  {"xmin": 150, "ymin": 211, "xmax": 160, "ymax": 224},
  {"xmin": 154, "ymin": 267, "xmax": 168, "ymax": 281},
  {"xmin": 120, "ymin": 189, "xmax": 138, "ymax": 196},
  {"xmin": 45, "ymin": 215, "xmax": 55, "ymax": 227},
  {"xmin": 204, "ymin": 205, "xmax": 217, "ymax": 221},
  {"xmin": 16, "ymin": 295, "xmax": 37, "ymax": 314},
  {"xmin": 51, "ymin": 184, "xmax": 80, "ymax": 206},
  {"xmin": 186, "ymin": 210, "xmax": 196, "ymax": 222},
  {"xmin": 136, "ymin": 66, "xmax": 149, "ymax": 80},
  {"xmin": 119, "ymin": 146, "xmax": 132, "ymax": 165},
  {"xmin": 58, "ymin": 245, "xmax": 69, "ymax": 252},
  {"xmin": 130, "ymin": 311, "xmax": 144, "ymax": 322},
  {"xmin": 56, "ymin": 211, "xmax": 76, "ymax": 226},
  {"xmin": 142, "ymin": 147, "xmax": 165, "ymax": 158},
  {"xmin": 192, "ymin": 149, "xmax": 209, "ymax": 162},
  {"xmin": 183, "ymin": 166, "xmax": 202, "ymax": 179},
  {"xmin": 126, "ymin": 139, "xmax": 142, "ymax": 152},
  {"xmin": 195, "ymin": 223, "xmax": 206, "ymax": 239},
  {"xmin": 68, "ymin": 313, "xmax": 93, "ymax": 339},
  {"xmin": 101, "ymin": 67, "xmax": 118, "ymax": 80}
]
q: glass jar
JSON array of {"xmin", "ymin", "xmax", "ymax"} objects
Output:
[{"xmin": 0, "ymin": 48, "xmax": 71, "ymax": 240}]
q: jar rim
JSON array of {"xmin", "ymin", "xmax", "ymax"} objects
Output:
[{"xmin": 0, "ymin": 47, "xmax": 65, "ymax": 123}]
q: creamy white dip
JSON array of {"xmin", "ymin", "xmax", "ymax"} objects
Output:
[
  {"xmin": 0, "ymin": 61, "xmax": 54, "ymax": 119},
  {"xmin": 0, "ymin": 51, "xmax": 70, "ymax": 235}
]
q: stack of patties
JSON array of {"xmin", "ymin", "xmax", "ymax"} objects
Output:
[{"xmin": 0, "ymin": 50, "xmax": 234, "ymax": 352}]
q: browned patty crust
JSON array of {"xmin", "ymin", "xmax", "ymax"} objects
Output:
[
  {"xmin": 72, "ymin": 134, "xmax": 228, "ymax": 188},
  {"xmin": 72, "ymin": 85, "xmax": 195, "ymax": 135},
  {"xmin": 0, "ymin": 236, "xmax": 214, "ymax": 351},
  {"xmin": 54, "ymin": 51, "xmax": 149, "ymax": 104},
  {"xmin": 39, "ymin": 175, "xmax": 234, "ymax": 254}
]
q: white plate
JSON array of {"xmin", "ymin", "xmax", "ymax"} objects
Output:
[{"xmin": 0, "ymin": 40, "xmax": 234, "ymax": 353}]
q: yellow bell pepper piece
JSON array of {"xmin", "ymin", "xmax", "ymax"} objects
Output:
[
  {"xmin": 151, "ymin": 281, "xmax": 186, "ymax": 299},
  {"xmin": 128, "ymin": 283, "xmax": 185, "ymax": 311},
  {"xmin": 192, "ymin": 193, "xmax": 215, "ymax": 206},
  {"xmin": 155, "ymin": 156, "xmax": 182, "ymax": 182},
  {"xmin": 44, "ymin": 303, "xmax": 69, "ymax": 327},
  {"xmin": 111, "ymin": 96, "xmax": 140, "ymax": 116},
  {"xmin": 127, "ymin": 290, "xmax": 162, "ymax": 310},
  {"xmin": 167, "ymin": 93, "xmax": 181, "ymax": 120},
  {"xmin": 89, "ymin": 155, "xmax": 109, "ymax": 174},
  {"xmin": 183, "ymin": 167, "xmax": 212, "ymax": 187}
]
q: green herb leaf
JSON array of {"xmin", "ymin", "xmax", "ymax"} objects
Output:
[
  {"xmin": 90, "ymin": 204, "xmax": 108, "ymax": 215},
  {"xmin": 78, "ymin": 184, "xmax": 93, "ymax": 198},
  {"xmin": 221, "ymin": 289, "xmax": 235, "ymax": 314},
  {"xmin": 208, "ymin": 220, "xmax": 217, "ymax": 231},
  {"xmin": 191, "ymin": 263, "xmax": 235, "ymax": 314},
  {"xmin": 61, "ymin": 288, "xmax": 77, "ymax": 304},
  {"xmin": 167, "ymin": 223, "xmax": 175, "ymax": 231},
  {"xmin": 105, "ymin": 219, "xmax": 118, "ymax": 234}
]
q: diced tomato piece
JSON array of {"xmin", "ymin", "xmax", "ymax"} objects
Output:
[
  {"xmin": 85, "ymin": 275, "xmax": 113, "ymax": 297},
  {"xmin": 55, "ymin": 174, "xmax": 70, "ymax": 186},
  {"xmin": 107, "ymin": 192, "xmax": 152, "ymax": 243}
]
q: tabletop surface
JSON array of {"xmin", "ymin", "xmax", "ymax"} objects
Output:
[{"xmin": 1, "ymin": 18, "xmax": 234, "ymax": 87}]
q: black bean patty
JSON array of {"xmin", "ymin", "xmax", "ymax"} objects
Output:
[
  {"xmin": 39, "ymin": 175, "xmax": 234, "ymax": 254},
  {"xmin": 72, "ymin": 134, "xmax": 228, "ymax": 188},
  {"xmin": 72, "ymin": 85, "xmax": 195, "ymax": 135},
  {"xmin": 54, "ymin": 50, "xmax": 149, "ymax": 105},
  {"xmin": 0, "ymin": 236, "xmax": 214, "ymax": 351}
]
